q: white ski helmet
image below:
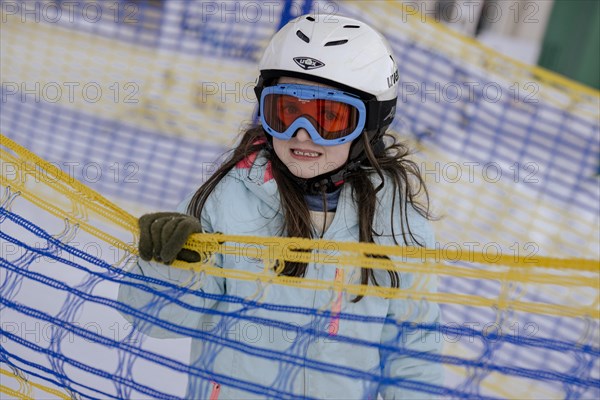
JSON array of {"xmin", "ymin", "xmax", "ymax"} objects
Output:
[{"xmin": 255, "ymin": 14, "xmax": 399, "ymax": 138}]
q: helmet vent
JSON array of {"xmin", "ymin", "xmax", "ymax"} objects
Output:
[
  {"xmin": 306, "ymin": 16, "xmax": 315, "ymax": 21},
  {"xmin": 296, "ymin": 30, "xmax": 310, "ymax": 43},
  {"xmin": 343, "ymin": 25, "xmax": 360, "ymax": 28},
  {"xmin": 324, "ymin": 39, "xmax": 348, "ymax": 47}
]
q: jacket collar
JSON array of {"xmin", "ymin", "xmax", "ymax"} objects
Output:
[
  {"xmin": 234, "ymin": 151, "xmax": 280, "ymax": 211},
  {"xmin": 233, "ymin": 150, "xmax": 359, "ymax": 236}
]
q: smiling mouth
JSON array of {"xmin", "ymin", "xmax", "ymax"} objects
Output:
[{"xmin": 291, "ymin": 149, "xmax": 321, "ymax": 158}]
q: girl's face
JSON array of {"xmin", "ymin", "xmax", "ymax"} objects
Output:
[{"xmin": 271, "ymin": 77, "xmax": 353, "ymax": 180}]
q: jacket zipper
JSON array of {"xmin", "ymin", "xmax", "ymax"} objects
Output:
[
  {"xmin": 329, "ymin": 268, "xmax": 344, "ymax": 335},
  {"xmin": 209, "ymin": 381, "xmax": 221, "ymax": 400}
]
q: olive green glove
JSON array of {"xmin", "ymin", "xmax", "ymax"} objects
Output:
[{"xmin": 138, "ymin": 212, "xmax": 203, "ymax": 264}]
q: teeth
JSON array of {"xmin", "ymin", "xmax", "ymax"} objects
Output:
[{"xmin": 293, "ymin": 150, "xmax": 320, "ymax": 157}]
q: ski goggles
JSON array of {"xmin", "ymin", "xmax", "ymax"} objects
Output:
[{"xmin": 259, "ymin": 84, "xmax": 367, "ymax": 146}]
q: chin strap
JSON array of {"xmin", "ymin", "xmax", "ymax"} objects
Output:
[{"xmin": 301, "ymin": 160, "xmax": 361, "ymax": 195}]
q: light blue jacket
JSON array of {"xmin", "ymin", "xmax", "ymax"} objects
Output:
[{"xmin": 118, "ymin": 151, "xmax": 442, "ymax": 399}]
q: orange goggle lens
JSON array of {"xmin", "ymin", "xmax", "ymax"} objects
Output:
[{"xmin": 264, "ymin": 94, "xmax": 360, "ymax": 140}]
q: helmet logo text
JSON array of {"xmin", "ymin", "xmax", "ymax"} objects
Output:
[
  {"xmin": 387, "ymin": 70, "xmax": 399, "ymax": 88},
  {"xmin": 293, "ymin": 57, "xmax": 325, "ymax": 70}
]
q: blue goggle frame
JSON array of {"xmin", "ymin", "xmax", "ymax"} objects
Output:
[{"xmin": 259, "ymin": 84, "xmax": 367, "ymax": 146}]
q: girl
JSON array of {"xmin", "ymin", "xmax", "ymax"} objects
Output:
[{"xmin": 119, "ymin": 14, "xmax": 441, "ymax": 399}]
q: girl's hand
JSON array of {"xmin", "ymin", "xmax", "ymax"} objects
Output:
[{"xmin": 138, "ymin": 212, "xmax": 203, "ymax": 264}]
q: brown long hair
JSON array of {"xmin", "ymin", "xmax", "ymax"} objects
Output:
[{"xmin": 187, "ymin": 126, "xmax": 432, "ymax": 302}]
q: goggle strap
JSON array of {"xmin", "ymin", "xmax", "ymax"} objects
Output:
[{"xmin": 365, "ymin": 97, "xmax": 397, "ymax": 132}]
